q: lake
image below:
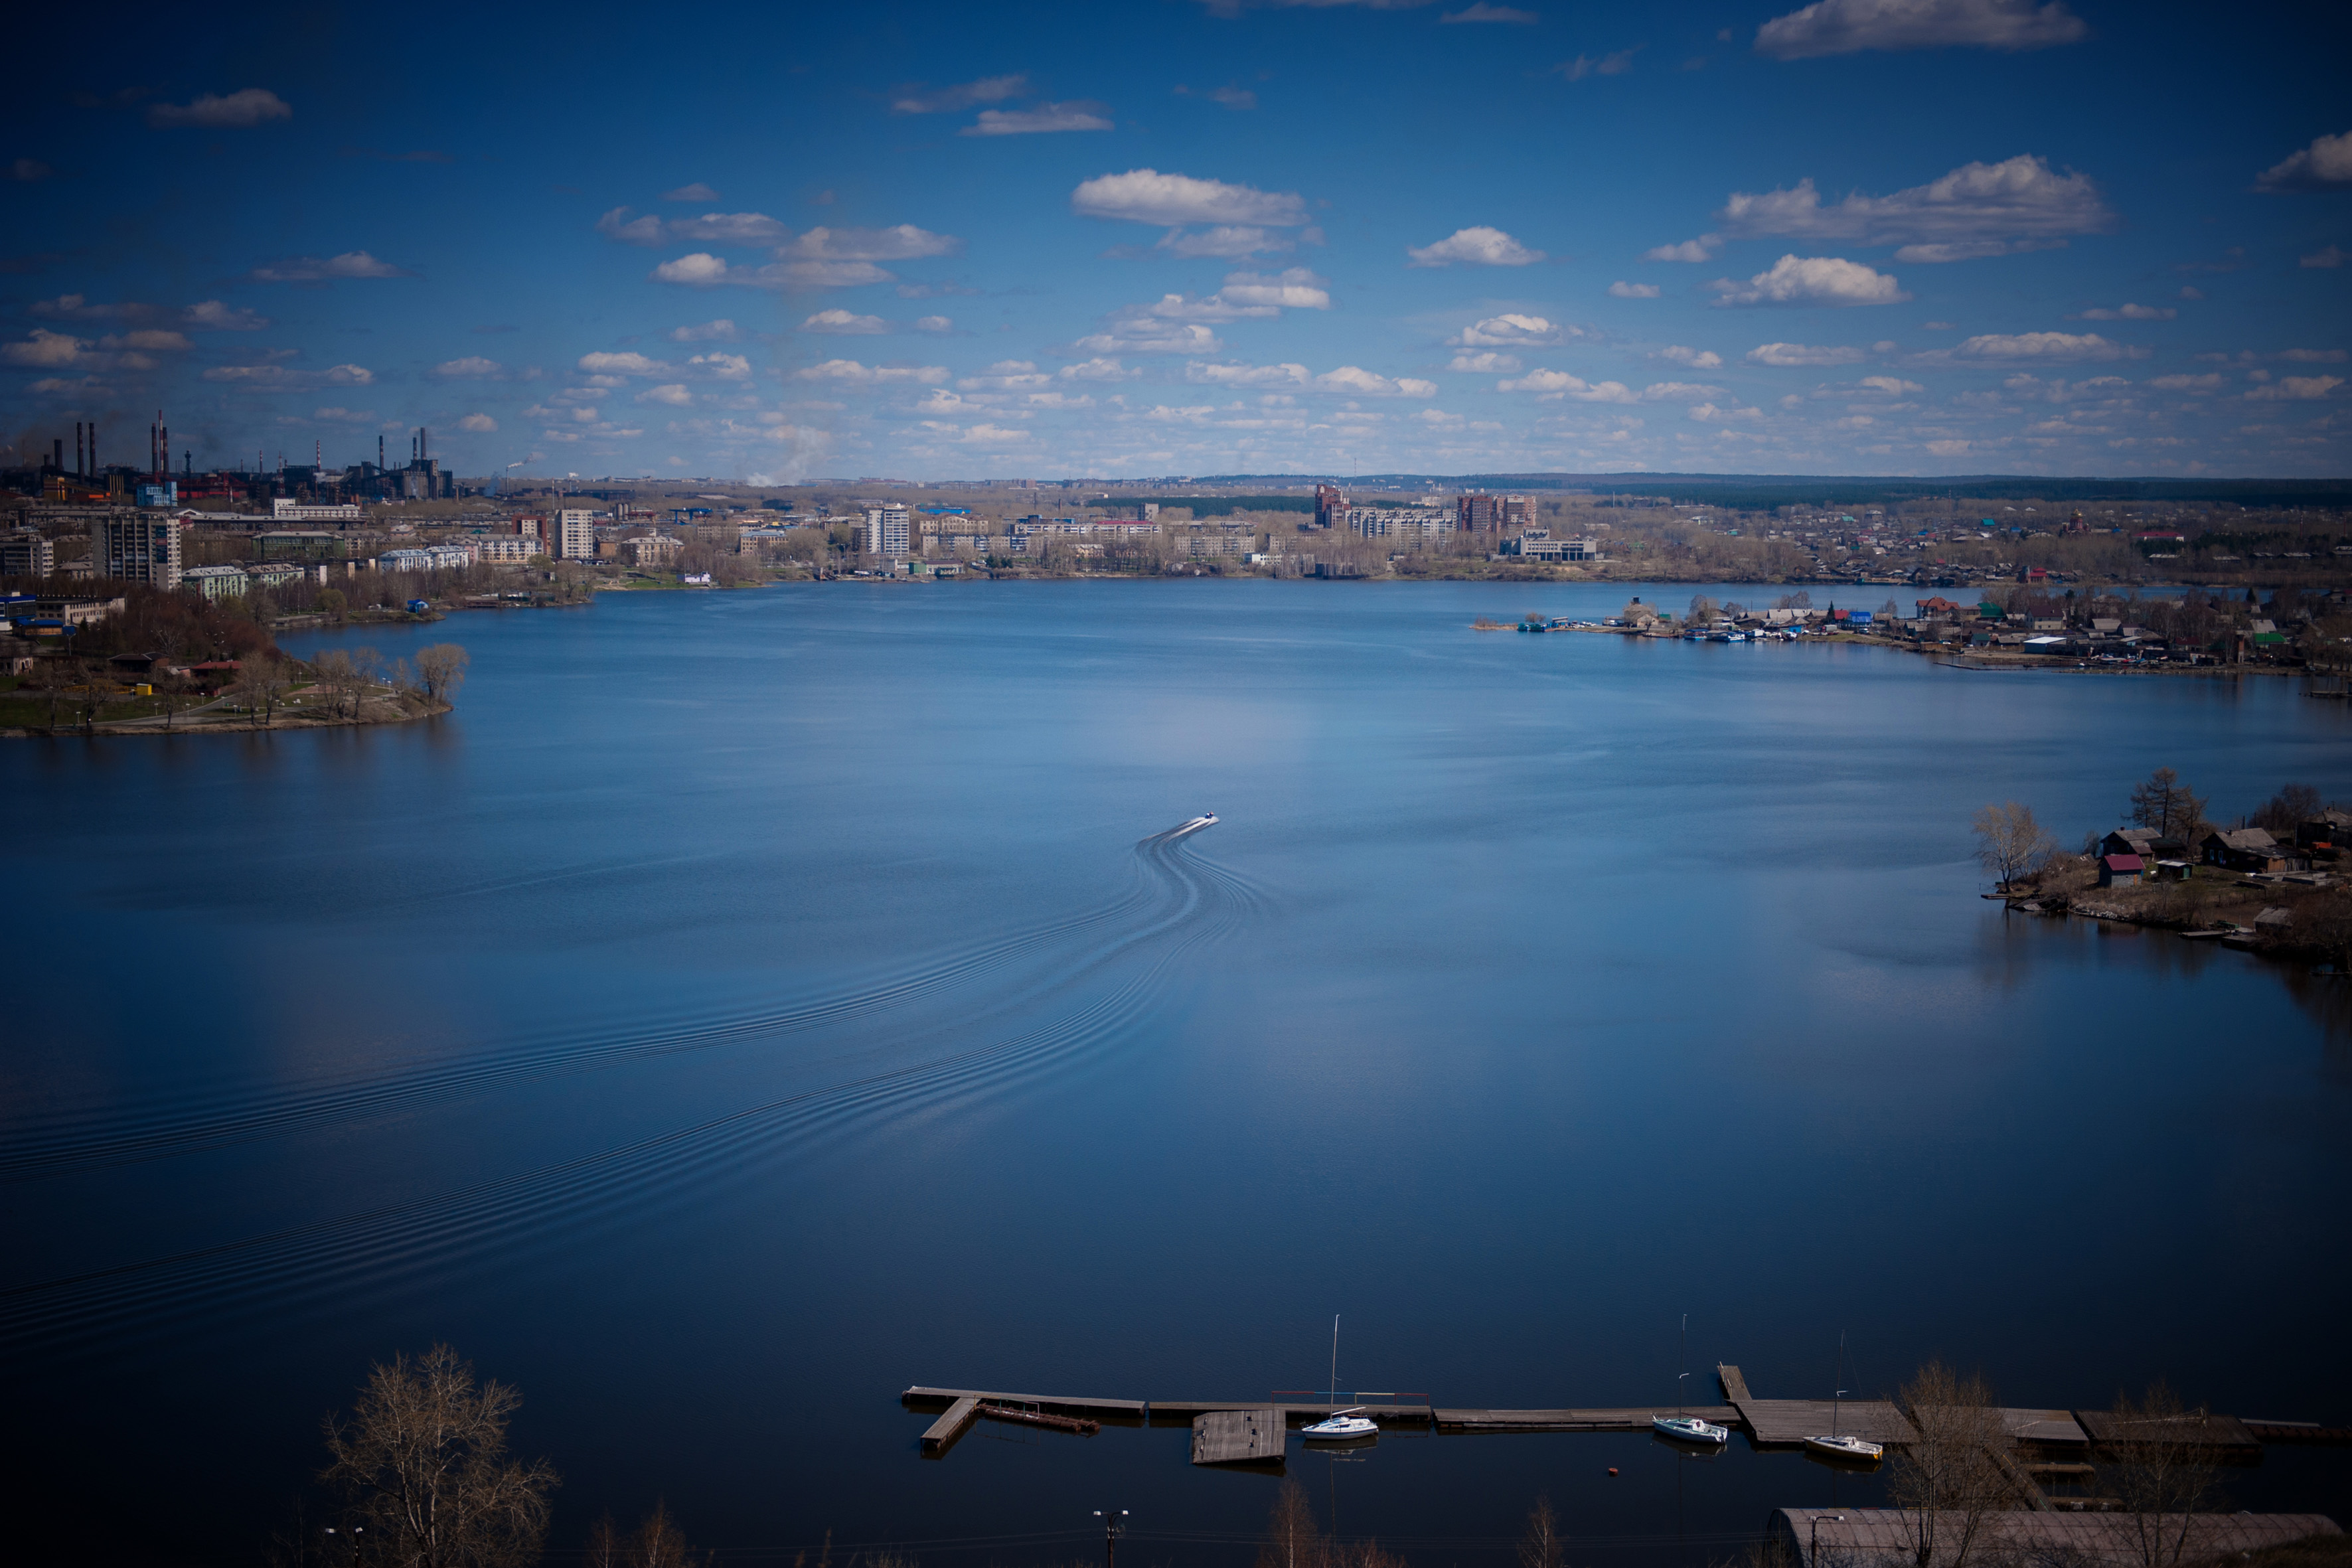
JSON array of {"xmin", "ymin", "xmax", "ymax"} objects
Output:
[{"xmin": 4, "ymin": 580, "xmax": 2347, "ymax": 1565}]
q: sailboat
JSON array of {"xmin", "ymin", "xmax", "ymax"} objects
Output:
[
  {"xmin": 1804, "ymin": 1332, "xmax": 1884, "ymax": 1464},
  {"xmin": 1652, "ymin": 1315, "xmax": 1729, "ymax": 1446},
  {"xmin": 1300, "ymin": 1316, "xmax": 1379, "ymax": 1444}
]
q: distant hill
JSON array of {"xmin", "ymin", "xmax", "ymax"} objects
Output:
[{"xmin": 1178, "ymin": 473, "xmax": 2352, "ymax": 510}]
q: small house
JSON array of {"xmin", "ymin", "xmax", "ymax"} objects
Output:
[
  {"xmin": 2296, "ymin": 811, "xmax": 2352, "ymax": 851},
  {"xmin": 2097, "ymin": 854, "xmax": 2145, "ymax": 888},
  {"xmin": 2201, "ymin": 827, "xmax": 2291, "ymax": 874},
  {"xmin": 2101, "ymin": 828, "xmax": 2186, "ymax": 862}
]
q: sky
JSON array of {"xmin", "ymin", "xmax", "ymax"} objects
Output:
[{"xmin": 3, "ymin": 0, "xmax": 2349, "ymax": 484}]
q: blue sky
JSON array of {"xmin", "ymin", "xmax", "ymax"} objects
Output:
[{"xmin": 3, "ymin": 0, "xmax": 2348, "ymax": 482}]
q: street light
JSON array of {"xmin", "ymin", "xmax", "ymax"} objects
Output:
[
  {"xmin": 1093, "ymin": 1508, "xmax": 1128, "ymax": 1568},
  {"xmin": 323, "ymin": 1525, "xmax": 364, "ymax": 1568},
  {"xmin": 1810, "ymin": 1512, "xmax": 1843, "ymax": 1568}
]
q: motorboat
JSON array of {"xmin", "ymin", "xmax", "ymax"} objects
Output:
[
  {"xmin": 1804, "ymin": 1433, "xmax": 1885, "ymax": 1464},
  {"xmin": 1652, "ymin": 1414, "xmax": 1729, "ymax": 1445},
  {"xmin": 1169, "ymin": 814, "xmax": 1219, "ymax": 836},
  {"xmin": 1302, "ymin": 1407, "xmax": 1379, "ymax": 1443}
]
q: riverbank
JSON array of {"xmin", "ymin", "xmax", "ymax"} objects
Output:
[{"xmin": 0, "ymin": 680, "xmax": 451, "ymax": 737}]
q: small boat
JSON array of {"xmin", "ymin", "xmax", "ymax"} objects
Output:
[
  {"xmin": 1804, "ymin": 1332, "xmax": 1882, "ymax": 1464},
  {"xmin": 1653, "ymin": 1318, "xmax": 1728, "ymax": 1446},
  {"xmin": 1301, "ymin": 1316, "xmax": 1379, "ymax": 1445},
  {"xmin": 1168, "ymin": 814, "xmax": 1219, "ymax": 836}
]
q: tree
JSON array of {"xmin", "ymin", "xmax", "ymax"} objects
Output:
[
  {"xmin": 321, "ymin": 1344, "xmax": 557, "ymax": 1568},
  {"xmin": 2095, "ymin": 1381, "xmax": 2223, "ymax": 1568},
  {"xmin": 416, "ymin": 644, "xmax": 470, "ymax": 704},
  {"xmin": 2128, "ymin": 768, "xmax": 2207, "ymax": 842},
  {"xmin": 238, "ymin": 660, "xmax": 289, "ymax": 726},
  {"xmin": 1687, "ymin": 593, "xmax": 1719, "ymax": 624},
  {"xmin": 73, "ymin": 665, "xmax": 108, "ymax": 734},
  {"xmin": 1889, "ymin": 1361, "xmax": 2007, "ymax": 1568},
  {"xmin": 1972, "ymin": 802, "xmax": 2055, "ymax": 889},
  {"xmin": 587, "ymin": 1504, "xmax": 704, "ymax": 1568},
  {"xmin": 2251, "ymin": 783, "xmax": 2323, "ymax": 836},
  {"xmin": 318, "ymin": 587, "xmax": 349, "ymax": 622},
  {"xmin": 1518, "ymin": 1497, "xmax": 1563, "ymax": 1568},
  {"xmin": 1257, "ymin": 1479, "xmax": 1322, "ymax": 1568}
]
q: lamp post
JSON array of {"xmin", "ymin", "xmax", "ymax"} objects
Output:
[
  {"xmin": 323, "ymin": 1525, "xmax": 364, "ymax": 1568},
  {"xmin": 1810, "ymin": 1512, "xmax": 1843, "ymax": 1568},
  {"xmin": 1093, "ymin": 1508, "xmax": 1127, "ymax": 1568}
]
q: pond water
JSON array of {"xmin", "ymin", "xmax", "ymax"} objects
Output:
[{"xmin": 4, "ymin": 579, "xmax": 2347, "ymax": 1565}]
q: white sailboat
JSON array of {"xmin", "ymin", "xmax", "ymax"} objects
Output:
[
  {"xmin": 1300, "ymin": 1316, "xmax": 1379, "ymax": 1444},
  {"xmin": 1652, "ymin": 1314, "xmax": 1729, "ymax": 1446},
  {"xmin": 1803, "ymin": 1332, "xmax": 1885, "ymax": 1464}
]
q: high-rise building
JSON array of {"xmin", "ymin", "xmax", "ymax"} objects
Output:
[
  {"xmin": 1315, "ymin": 484, "xmax": 1345, "ymax": 529},
  {"xmin": 556, "ymin": 509, "xmax": 597, "ymax": 560},
  {"xmin": 1455, "ymin": 493, "xmax": 1531, "ymax": 532},
  {"xmin": 866, "ymin": 504, "xmax": 911, "ymax": 558},
  {"xmin": 1502, "ymin": 495, "xmax": 1537, "ymax": 532},
  {"xmin": 94, "ymin": 512, "xmax": 183, "ymax": 588},
  {"xmin": 1, "ymin": 533, "xmax": 56, "ymax": 578}
]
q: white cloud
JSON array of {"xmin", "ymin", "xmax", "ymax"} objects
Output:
[
  {"xmin": 960, "ymin": 360, "xmax": 1053, "ymax": 390},
  {"xmin": 183, "ymin": 299, "xmax": 270, "ymax": 331},
  {"xmin": 1644, "ymin": 234, "xmax": 1721, "ymax": 262},
  {"xmin": 661, "ymin": 183, "xmax": 719, "ymax": 202},
  {"xmin": 2256, "ymin": 130, "xmax": 2352, "ymax": 193},
  {"xmin": 779, "ymin": 225, "xmax": 963, "ymax": 261},
  {"xmin": 1856, "ymin": 374, "xmax": 1926, "ymax": 394},
  {"xmin": 1, "ymin": 329, "xmax": 88, "ymax": 368},
  {"xmin": 1449, "ymin": 351, "xmax": 1524, "ymax": 372},
  {"xmin": 963, "ymin": 102, "xmax": 1114, "ymax": 136},
  {"xmin": 578, "ymin": 351, "xmax": 670, "ymax": 376},
  {"xmin": 2244, "ymin": 376, "xmax": 2342, "ymax": 401},
  {"xmin": 1923, "ymin": 438, "xmax": 1974, "ymax": 455},
  {"xmin": 248, "ymin": 250, "xmax": 409, "ymax": 283},
  {"xmin": 309, "ymin": 406, "xmax": 378, "ymax": 424},
  {"xmin": 803, "ymin": 309, "xmax": 890, "ymax": 335},
  {"xmin": 1498, "ymin": 368, "xmax": 1638, "ymax": 400},
  {"xmin": 791, "ymin": 359, "xmax": 951, "ymax": 386},
  {"xmin": 2071, "ymin": 303, "xmax": 2175, "ymax": 321},
  {"xmin": 457, "ymin": 413, "xmax": 498, "ymax": 431},
  {"xmin": 1215, "ymin": 267, "xmax": 1332, "ymax": 309},
  {"xmin": 1442, "ymin": 3, "xmax": 1539, "ymax": 19},
  {"xmin": 1156, "ymin": 226, "xmax": 1289, "ymax": 259},
  {"xmin": 1711, "ymin": 254, "xmax": 1909, "ymax": 306},
  {"xmin": 1023, "ymin": 391, "xmax": 1096, "ymax": 409},
  {"xmin": 913, "ymin": 315, "xmax": 954, "ymax": 332},
  {"xmin": 1059, "ymin": 357, "xmax": 1140, "ymax": 381},
  {"xmin": 1075, "ymin": 321, "xmax": 1224, "ymax": 356},
  {"xmin": 102, "ymin": 329, "xmax": 190, "ymax": 351},
  {"xmin": 435, "ymin": 356, "xmax": 504, "ymax": 378},
  {"xmin": 668, "ymin": 211, "xmax": 791, "ymax": 246},
  {"xmin": 1071, "ymin": 168, "xmax": 1308, "ymax": 227},
  {"xmin": 1188, "ymin": 360, "xmax": 1312, "ymax": 387},
  {"xmin": 892, "ymin": 75, "xmax": 1031, "ymax": 115},
  {"xmin": 1747, "ymin": 341, "xmax": 1867, "ymax": 366},
  {"xmin": 1659, "ymin": 345, "xmax": 1724, "ymax": 368},
  {"xmin": 1407, "ymin": 226, "xmax": 1545, "ymax": 267},
  {"xmin": 147, "ymin": 88, "xmax": 292, "ymax": 128},
  {"xmin": 1454, "ymin": 313, "xmax": 1571, "ymax": 347},
  {"xmin": 1642, "ymin": 382, "xmax": 1726, "ymax": 401},
  {"xmin": 201, "ymin": 361, "xmax": 374, "ymax": 387},
  {"xmin": 959, "ymin": 423, "xmax": 1033, "ymax": 445},
  {"xmin": 2277, "ymin": 349, "xmax": 2349, "ymax": 362},
  {"xmin": 1317, "ymin": 366, "xmax": 1437, "ymax": 396},
  {"xmin": 1941, "ymin": 331, "xmax": 2135, "ymax": 362},
  {"xmin": 638, "ymin": 384, "xmax": 694, "ymax": 406},
  {"xmin": 1608, "ymin": 281, "xmax": 1662, "ymax": 298},
  {"xmin": 687, "ymin": 351, "xmax": 751, "ymax": 379},
  {"xmin": 651, "ymin": 254, "xmax": 894, "ymax": 289},
  {"xmin": 668, "ymin": 319, "xmax": 738, "ymax": 342},
  {"xmin": 2149, "ymin": 374, "xmax": 2224, "ymax": 391},
  {"xmin": 1717, "ymin": 156, "xmax": 2112, "ymax": 261},
  {"xmin": 1687, "ymin": 401, "xmax": 1763, "ymax": 421},
  {"xmin": 2304, "ymin": 246, "xmax": 2349, "ymax": 270},
  {"xmin": 1753, "ymin": 0, "xmax": 2088, "ymax": 60},
  {"xmin": 1553, "ymin": 50, "xmax": 1639, "ymax": 80}
]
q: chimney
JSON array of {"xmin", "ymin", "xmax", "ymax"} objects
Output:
[
  {"xmin": 76, "ymin": 422, "xmax": 84, "ymax": 476},
  {"xmin": 162, "ymin": 423, "xmax": 169, "ymax": 475},
  {"xmin": 379, "ymin": 433, "xmax": 385, "ymax": 469},
  {"xmin": 90, "ymin": 425, "xmax": 96, "ymax": 474},
  {"xmin": 53, "ymin": 437, "xmax": 63, "ymax": 472}
]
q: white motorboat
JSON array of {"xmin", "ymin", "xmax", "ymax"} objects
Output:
[
  {"xmin": 1169, "ymin": 814, "xmax": 1219, "ymax": 836},
  {"xmin": 1804, "ymin": 1433, "xmax": 1885, "ymax": 1464},
  {"xmin": 1302, "ymin": 1407, "xmax": 1379, "ymax": 1443},
  {"xmin": 1653, "ymin": 1414, "xmax": 1729, "ymax": 1445}
]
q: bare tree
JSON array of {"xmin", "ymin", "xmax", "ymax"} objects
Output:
[
  {"xmin": 588, "ymin": 1503, "xmax": 703, "ymax": 1568},
  {"xmin": 1688, "ymin": 593, "xmax": 1720, "ymax": 624},
  {"xmin": 1889, "ymin": 1361, "xmax": 2008, "ymax": 1568},
  {"xmin": 238, "ymin": 660, "xmax": 290, "ymax": 726},
  {"xmin": 2252, "ymin": 784, "xmax": 2323, "ymax": 835},
  {"xmin": 2094, "ymin": 1382, "xmax": 2223, "ymax": 1568},
  {"xmin": 1257, "ymin": 1478, "xmax": 1323, "ymax": 1568},
  {"xmin": 2128, "ymin": 768, "xmax": 2207, "ymax": 843},
  {"xmin": 416, "ymin": 644, "xmax": 470, "ymax": 705},
  {"xmin": 73, "ymin": 665, "xmax": 108, "ymax": 734},
  {"xmin": 1518, "ymin": 1497, "xmax": 1563, "ymax": 1568},
  {"xmin": 320, "ymin": 1344, "xmax": 558, "ymax": 1568},
  {"xmin": 33, "ymin": 655, "xmax": 66, "ymax": 732},
  {"xmin": 1973, "ymin": 802, "xmax": 2057, "ymax": 889}
]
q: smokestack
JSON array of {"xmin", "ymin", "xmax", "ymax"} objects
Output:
[
  {"xmin": 379, "ymin": 433, "xmax": 385, "ymax": 470},
  {"xmin": 420, "ymin": 426, "xmax": 428, "ymax": 461},
  {"xmin": 162, "ymin": 424, "xmax": 169, "ymax": 477},
  {"xmin": 75, "ymin": 422, "xmax": 83, "ymax": 476},
  {"xmin": 90, "ymin": 425, "xmax": 96, "ymax": 475},
  {"xmin": 53, "ymin": 437, "xmax": 63, "ymax": 472}
]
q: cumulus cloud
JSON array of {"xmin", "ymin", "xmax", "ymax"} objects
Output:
[
  {"xmin": 435, "ymin": 356, "xmax": 505, "ymax": 378},
  {"xmin": 913, "ymin": 315, "xmax": 954, "ymax": 331},
  {"xmin": 1407, "ymin": 226, "xmax": 1544, "ymax": 267},
  {"xmin": 457, "ymin": 413, "xmax": 499, "ymax": 431},
  {"xmin": 2304, "ymin": 246, "xmax": 2347, "ymax": 270},
  {"xmin": 1071, "ymin": 168, "xmax": 1308, "ymax": 227},
  {"xmin": 791, "ymin": 359, "xmax": 951, "ymax": 386},
  {"xmin": 668, "ymin": 319, "xmax": 738, "ymax": 341},
  {"xmin": 1215, "ymin": 267, "xmax": 1332, "ymax": 309},
  {"xmin": 1498, "ymin": 368, "xmax": 1638, "ymax": 400},
  {"xmin": 661, "ymin": 183, "xmax": 720, "ymax": 202},
  {"xmin": 1747, "ymin": 341, "xmax": 1868, "ymax": 366},
  {"xmin": 963, "ymin": 102, "xmax": 1114, "ymax": 136},
  {"xmin": 1156, "ymin": 225, "xmax": 1290, "ymax": 259},
  {"xmin": 2244, "ymin": 376, "xmax": 2342, "ymax": 401},
  {"xmin": 1645, "ymin": 234, "xmax": 1722, "ymax": 262},
  {"xmin": 2071, "ymin": 303, "xmax": 2175, "ymax": 321},
  {"xmin": 1453, "ymin": 313, "xmax": 1573, "ymax": 347},
  {"xmin": 1072, "ymin": 321, "xmax": 1224, "ymax": 356},
  {"xmin": 201, "ymin": 361, "xmax": 374, "ymax": 387},
  {"xmin": 687, "ymin": 351, "xmax": 751, "ymax": 379},
  {"xmin": 2255, "ymin": 130, "xmax": 2352, "ymax": 193},
  {"xmin": 1608, "ymin": 281, "xmax": 1662, "ymax": 298},
  {"xmin": 1059, "ymin": 357, "xmax": 1141, "ymax": 381},
  {"xmin": 892, "ymin": 75, "xmax": 1031, "ymax": 115},
  {"xmin": 1, "ymin": 329, "xmax": 89, "ymax": 368},
  {"xmin": 578, "ymin": 351, "xmax": 670, "ymax": 376},
  {"xmin": 651, "ymin": 254, "xmax": 896, "ymax": 290},
  {"xmin": 147, "ymin": 88, "xmax": 292, "ymax": 128},
  {"xmin": 1553, "ymin": 50, "xmax": 1639, "ymax": 80},
  {"xmin": 779, "ymin": 225, "xmax": 963, "ymax": 261},
  {"xmin": 1711, "ymin": 255, "xmax": 1908, "ymax": 306},
  {"xmin": 2149, "ymin": 373, "xmax": 2224, "ymax": 391},
  {"xmin": 803, "ymin": 309, "xmax": 889, "ymax": 334},
  {"xmin": 1716, "ymin": 155, "xmax": 2112, "ymax": 261},
  {"xmin": 959, "ymin": 360, "xmax": 1053, "ymax": 390},
  {"xmin": 1449, "ymin": 351, "xmax": 1523, "ymax": 372},
  {"xmin": 104, "ymin": 329, "xmax": 191, "ymax": 351},
  {"xmin": 1317, "ymin": 366, "xmax": 1438, "ymax": 396},
  {"xmin": 652, "ymin": 253, "xmax": 732, "ymax": 286},
  {"xmin": 1856, "ymin": 374, "xmax": 1926, "ymax": 394},
  {"xmin": 1188, "ymin": 360, "xmax": 1312, "ymax": 387},
  {"xmin": 1753, "ymin": 0, "xmax": 2088, "ymax": 60},
  {"xmin": 248, "ymin": 250, "xmax": 410, "ymax": 283},
  {"xmin": 1443, "ymin": 3, "xmax": 1539, "ymax": 19},
  {"xmin": 1938, "ymin": 330, "xmax": 2136, "ymax": 362},
  {"xmin": 638, "ymin": 384, "xmax": 694, "ymax": 406},
  {"xmin": 1660, "ymin": 345, "xmax": 1724, "ymax": 368},
  {"xmin": 183, "ymin": 299, "xmax": 270, "ymax": 331}
]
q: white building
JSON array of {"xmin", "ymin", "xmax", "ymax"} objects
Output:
[
  {"xmin": 183, "ymin": 564, "xmax": 250, "ymax": 601},
  {"xmin": 864, "ymin": 503, "xmax": 911, "ymax": 558},
  {"xmin": 556, "ymin": 509, "xmax": 597, "ymax": 561},
  {"xmin": 273, "ymin": 499, "xmax": 362, "ymax": 521},
  {"xmin": 477, "ymin": 536, "xmax": 539, "ymax": 564},
  {"xmin": 1346, "ymin": 508, "xmax": 1452, "ymax": 540},
  {"xmin": 94, "ymin": 512, "xmax": 184, "ymax": 589}
]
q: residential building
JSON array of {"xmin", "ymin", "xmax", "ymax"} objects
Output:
[
  {"xmin": 1, "ymin": 533, "xmax": 55, "ymax": 577},
  {"xmin": 184, "ymin": 564, "xmax": 252, "ymax": 601},
  {"xmin": 1314, "ymin": 484, "xmax": 1345, "ymax": 529},
  {"xmin": 1458, "ymin": 493, "xmax": 1531, "ymax": 532},
  {"xmin": 273, "ymin": 499, "xmax": 362, "ymax": 522},
  {"xmin": 2096, "ymin": 853, "xmax": 2144, "ymax": 888},
  {"xmin": 864, "ymin": 505, "xmax": 911, "ymax": 558},
  {"xmin": 1346, "ymin": 507, "xmax": 1450, "ymax": 540},
  {"xmin": 94, "ymin": 512, "xmax": 183, "ymax": 589},
  {"xmin": 556, "ymin": 509, "xmax": 597, "ymax": 560},
  {"xmin": 254, "ymin": 531, "xmax": 347, "ymax": 562},
  {"xmin": 477, "ymin": 536, "xmax": 540, "ymax": 564},
  {"xmin": 621, "ymin": 534, "xmax": 682, "ymax": 567},
  {"xmin": 2201, "ymin": 827, "xmax": 2292, "ymax": 874}
]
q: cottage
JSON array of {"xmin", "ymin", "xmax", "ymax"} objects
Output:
[
  {"xmin": 2100, "ymin": 827, "xmax": 2187, "ymax": 861},
  {"xmin": 2296, "ymin": 810, "xmax": 2352, "ymax": 851},
  {"xmin": 2201, "ymin": 826, "xmax": 2292, "ymax": 874},
  {"xmin": 2096, "ymin": 853, "xmax": 2144, "ymax": 888}
]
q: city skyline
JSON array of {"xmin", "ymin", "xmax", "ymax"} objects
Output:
[{"xmin": 2, "ymin": 0, "xmax": 2347, "ymax": 483}]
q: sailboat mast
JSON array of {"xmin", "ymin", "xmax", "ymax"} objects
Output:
[{"xmin": 1330, "ymin": 1315, "xmax": 1340, "ymax": 1405}]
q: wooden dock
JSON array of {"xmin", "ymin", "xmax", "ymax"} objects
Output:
[
  {"xmin": 1437, "ymin": 1406, "xmax": 1740, "ymax": 1433},
  {"xmin": 1718, "ymin": 1365, "xmax": 1915, "ymax": 1449},
  {"xmin": 1193, "ymin": 1408, "xmax": 1287, "ymax": 1466}
]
